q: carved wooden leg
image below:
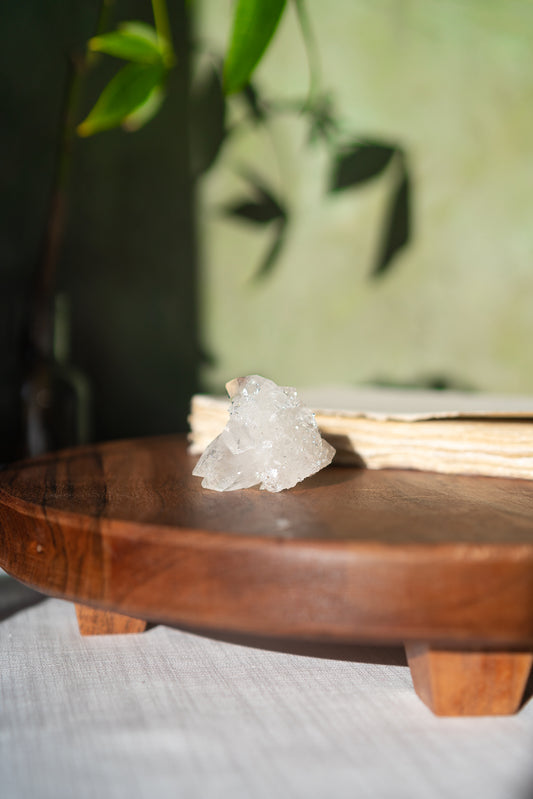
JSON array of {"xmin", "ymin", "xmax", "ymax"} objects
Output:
[
  {"xmin": 75, "ymin": 604, "xmax": 147, "ymax": 636},
  {"xmin": 405, "ymin": 643, "xmax": 533, "ymax": 716}
]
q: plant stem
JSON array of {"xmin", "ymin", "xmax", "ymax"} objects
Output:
[
  {"xmin": 31, "ymin": 63, "xmax": 80, "ymax": 355},
  {"xmin": 30, "ymin": 0, "xmax": 114, "ymax": 356},
  {"xmin": 151, "ymin": 0, "xmax": 174, "ymax": 63},
  {"xmin": 293, "ymin": 0, "xmax": 321, "ymax": 108}
]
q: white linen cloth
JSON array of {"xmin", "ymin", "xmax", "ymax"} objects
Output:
[{"xmin": 1, "ymin": 576, "xmax": 532, "ymax": 799}]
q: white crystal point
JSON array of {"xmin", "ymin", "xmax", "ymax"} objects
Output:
[{"xmin": 192, "ymin": 375, "xmax": 336, "ymax": 492}]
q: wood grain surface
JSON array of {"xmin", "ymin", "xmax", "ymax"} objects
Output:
[
  {"xmin": 1, "ymin": 435, "xmax": 533, "ymax": 649},
  {"xmin": 405, "ymin": 643, "xmax": 533, "ymax": 716},
  {"xmin": 75, "ymin": 604, "xmax": 148, "ymax": 636}
]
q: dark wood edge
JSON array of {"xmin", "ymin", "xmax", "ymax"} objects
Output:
[
  {"xmin": 2, "ymin": 478, "xmax": 533, "ymax": 562},
  {"xmin": 2, "ymin": 436, "xmax": 533, "ymax": 648},
  {"xmin": 2, "ymin": 504, "xmax": 533, "ymax": 648}
]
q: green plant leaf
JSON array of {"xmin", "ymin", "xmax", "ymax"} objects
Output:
[
  {"xmin": 224, "ymin": 196, "xmax": 284, "ymax": 224},
  {"xmin": 89, "ymin": 22, "xmax": 164, "ymax": 64},
  {"xmin": 119, "ymin": 21, "xmax": 161, "ymax": 47},
  {"xmin": 77, "ymin": 62, "xmax": 166, "ymax": 136},
  {"xmin": 122, "ymin": 85, "xmax": 165, "ymax": 131},
  {"xmin": 240, "ymin": 82, "xmax": 267, "ymax": 123},
  {"xmin": 226, "ymin": 209, "xmax": 287, "ymax": 281},
  {"xmin": 330, "ymin": 142, "xmax": 396, "ymax": 192},
  {"xmin": 223, "ymin": 168, "xmax": 286, "ymax": 224},
  {"xmin": 222, "ymin": 168, "xmax": 287, "ymax": 280},
  {"xmin": 372, "ymin": 166, "xmax": 411, "ymax": 278},
  {"xmin": 253, "ymin": 219, "xmax": 287, "ymax": 281},
  {"xmin": 224, "ymin": 0, "xmax": 287, "ymax": 94}
]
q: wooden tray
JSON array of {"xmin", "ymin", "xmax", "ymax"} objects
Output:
[{"xmin": 1, "ymin": 435, "xmax": 532, "ymax": 716}]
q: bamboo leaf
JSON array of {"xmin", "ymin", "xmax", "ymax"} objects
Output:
[
  {"xmin": 122, "ymin": 85, "xmax": 165, "ymax": 131},
  {"xmin": 223, "ymin": 169, "xmax": 286, "ymax": 224},
  {"xmin": 330, "ymin": 142, "xmax": 396, "ymax": 191},
  {"xmin": 223, "ymin": 168, "xmax": 288, "ymax": 279},
  {"xmin": 224, "ymin": 199, "xmax": 282, "ymax": 224},
  {"xmin": 119, "ymin": 21, "xmax": 161, "ymax": 47},
  {"xmin": 224, "ymin": 0, "xmax": 287, "ymax": 94},
  {"xmin": 89, "ymin": 22, "xmax": 164, "ymax": 64},
  {"xmin": 77, "ymin": 62, "xmax": 166, "ymax": 136},
  {"xmin": 241, "ymin": 82, "xmax": 267, "ymax": 123},
  {"xmin": 253, "ymin": 220, "xmax": 287, "ymax": 281},
  {"xmin": 372, "ymin": 167, "xmax": 411, "ymax": 278}
]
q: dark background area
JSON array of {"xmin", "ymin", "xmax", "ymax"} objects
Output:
[{"xmin": 0, "ymin": 0, "xmax": 199, "ymax": 463}]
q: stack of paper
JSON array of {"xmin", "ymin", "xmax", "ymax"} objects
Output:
[{"xmin": 188, "ymin": 386, "xmax": 533, "ymax": 480}]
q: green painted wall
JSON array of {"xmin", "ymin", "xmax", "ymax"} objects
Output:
[
  {"xmin": 2, "ymin": 0, "xmax": 532, "ymax": 461},
  {"xmin": 197, "ymin": 0, "xmax": 533, "ymax": 394}
]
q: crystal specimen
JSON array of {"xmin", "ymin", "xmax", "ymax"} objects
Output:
[{"xmin": 192, "ymin": 375, "xmax": 336, "ymax": 492}]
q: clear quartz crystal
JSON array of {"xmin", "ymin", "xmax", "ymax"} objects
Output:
[{"xmin": 193, "ymin": 375, "xmax": 336, "ymax": 492}]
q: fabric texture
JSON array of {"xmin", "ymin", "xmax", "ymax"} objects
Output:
[{"xmin": 1, "ymin": 576, "xmax": 532, "ymax": 799}]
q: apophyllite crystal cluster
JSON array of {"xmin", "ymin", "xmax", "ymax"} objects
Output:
[{"xmin": 192, "ymin": 375, "xmax": 336, "ymax": 492}]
